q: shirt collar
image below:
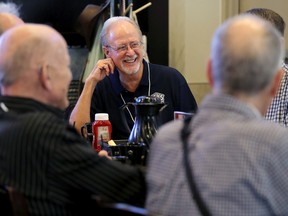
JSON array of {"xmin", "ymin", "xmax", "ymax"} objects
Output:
[
  {"xmin": 0, "ymin": 96, "xmax": 64, "ymax": 118},
  {"xmin": 247, "ymin": 103, "xmax": 262, "ymax": 118}
]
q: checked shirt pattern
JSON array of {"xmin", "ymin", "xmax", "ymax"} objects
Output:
[{"xmin": 266, "ymin": 62, "xmax": 288, "ymax": 126}]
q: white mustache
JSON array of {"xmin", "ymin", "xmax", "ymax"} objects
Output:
[{"xmin": 124, "ymin": 56, "xmax": 137, "ymax": 62}]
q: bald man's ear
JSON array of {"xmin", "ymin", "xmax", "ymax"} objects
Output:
[
  {"xmin": 39, "ymin": 64, "xmax": 52, "ymax": 91},
  {"xmin": 207, "ymin": 59, "xmax": 214, "ymax": 87},
  {"xmin": 280, "ymin": 37, "xmax": 285, "ymax": 52}
]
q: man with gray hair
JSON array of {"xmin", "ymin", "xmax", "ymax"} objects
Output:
[
  {"xmin": 0, "ymin": 2, "xmax": 23, "ymax": 34},
  {"xmin": 69, "ymin": 16, "xmax": 197, "ymax": 140},
  {"xmin": 0, "ymin": 12, "xmax": 24, "ymax": 35},
  {"xmin": 0, "ymin": 2, "xmax": 20, "ymax": 16},
  {"xmin": 0, "ymin": 2, "xmax": 24, "ymax": 96},
  {"xmin": 146, "ymin": 14, "xmax": 288, "ymax": 215}
]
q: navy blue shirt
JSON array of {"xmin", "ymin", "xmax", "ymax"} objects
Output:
[{"xmin": 91, "ymin": 60, "xmax": 197, "ymax": 139}]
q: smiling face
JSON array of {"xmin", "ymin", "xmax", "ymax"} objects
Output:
[{"xmin": 103, "ymin": 20, "xmax": 144, "ymax": 76}]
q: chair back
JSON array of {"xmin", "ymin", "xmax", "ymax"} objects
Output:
[
  {"xmin": 0, "ymin": 186, "xmax": 29, "ymax": 216},
  {"xmin": 0, "ymin": 185, "xmax": 13, "ymax": 216}
]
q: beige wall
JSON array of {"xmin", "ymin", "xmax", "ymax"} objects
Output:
[
  {"xmin": 239, "ymin": 0, "xmax": 288, "ymax": 46},
  {"xmin": 169, "ymin": 0, "xmax": 288, "ymax": 105}
]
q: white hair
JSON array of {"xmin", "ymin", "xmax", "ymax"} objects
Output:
[{"xmin": 0, "ymin": 2, "xmax": 21, "ymax": 17}]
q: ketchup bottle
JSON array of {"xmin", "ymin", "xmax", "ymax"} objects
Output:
[{"xmin": 92, "ymin": 113, "xmax": 112, "ymax": 153}]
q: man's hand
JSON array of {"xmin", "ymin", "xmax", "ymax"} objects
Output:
[
  {"xmin": 87, "ymin": 58, "xmax": 115, "ymax": 83},
  {"xmin": 98, "ymin": 150, "xmax": 112, "ymax": 160}
]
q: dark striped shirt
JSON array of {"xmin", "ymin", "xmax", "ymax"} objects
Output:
[{"xmin": 0, "ymin": 96, "xmax": 146, "ymax": 216}]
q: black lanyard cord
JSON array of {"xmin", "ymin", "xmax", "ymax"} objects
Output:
[{"xmin": 181, "ymin": 115, "xmax": 212, "ymax": 216}]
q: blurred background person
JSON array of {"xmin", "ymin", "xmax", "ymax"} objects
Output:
[
  {"xmin": 146, "ymin": 14, "xmax": 288, "ymax": 216},
  {"xmin": 0, "ymin": 12, "xmax": 23, "ymax": 35},
  {"xmin": 245, "ymin": 8, "xmax": 288, "ymax": 127},
  {"xmin": 0, "ymin": 2, "xmax": 23, "ymax": 35},
  {"xmin": 0, "ymin": 2, "xmax": 24, "ymax": 96},
  {"xmin": 0, "ymin": 1, "xmax": 20, "ymax": 16}
]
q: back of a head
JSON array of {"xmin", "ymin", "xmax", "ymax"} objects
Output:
[
  {"xmin": 245, "ymin": 8, "xmax": 285, "ymax": 36},
  {"xmin": 211, "ymin": 14, "xmax": 284, "ymax": 95},
  {"xmin": 0, "ymin": 24, "xmax": 66, "ymax": 87},
  {"xmin": 0, "ymin": 2, "xmax": 23, "ymax": 35},
  {"xmin": 100, "ymin": 16, "xmax": 142, "ymax": 46},
  {"xmin": 0, "ymin": 13, "xmax": 24, "ymax": 35}
]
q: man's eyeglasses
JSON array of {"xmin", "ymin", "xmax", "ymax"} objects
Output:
[{"xmin": 106, "ymin": 41, "xmax": 143, "ymax": 53}]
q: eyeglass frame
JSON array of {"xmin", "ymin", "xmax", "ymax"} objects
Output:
[{"xmin": 105, "ymin": 41, "xmax": 143, "ymax": 53}]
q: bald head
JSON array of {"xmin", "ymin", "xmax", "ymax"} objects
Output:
[
  {"xmin": 0, "ymin": 24, "xmax": 72, "ymax": 109},
  {"xmin": 0, "ymin": 12, "xmax": 24, "ymax": 35},
  {"xmin": 210, "ymin": 14, "xmax": 284, "ymax": 95}
]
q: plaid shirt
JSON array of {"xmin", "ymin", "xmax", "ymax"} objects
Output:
[{"xmin": 265, "ymin": 62, "xmax": 288, "ymax": 126}]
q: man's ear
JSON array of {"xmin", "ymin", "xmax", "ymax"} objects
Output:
[
  {"xmin": 103, "ymin": 46, "xmax": 110, "ymax": 58},
  {"xmin": 39, "ymin": 64, "xmax": 52, "ymax": 91},
  {"xmin": 270, "ymin": 68, "xmax": 283, "ymax": 97},
  {"xmin": 280, "ymin": 37, "xmax": 285, "ymax": 52},
  {"xmin": 206, "ymin": 59, "xmax": 214, "ymax": 87}
]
